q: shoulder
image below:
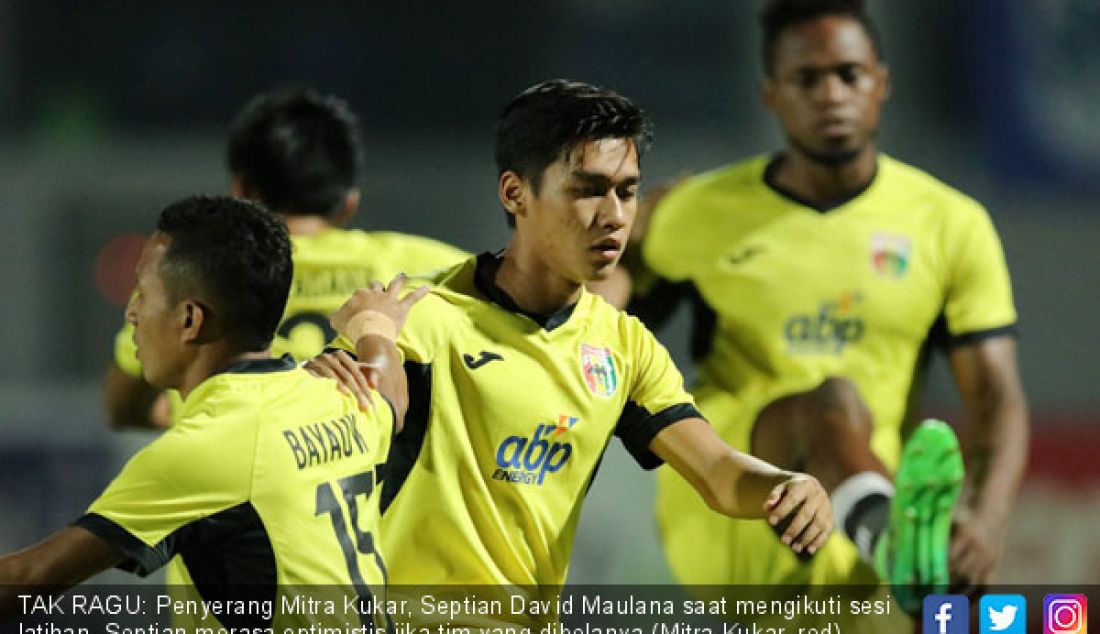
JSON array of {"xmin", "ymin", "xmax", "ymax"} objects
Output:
[
  {"xmin": 291, "ymin": 227, "xmax": 373, "ymax": 254},
  {"xmin": 128, "ymin": 382, "xmax": 262, "ymax": 489},
  {"xmin": 367, "ymin": 231, "xmax": 470, "ymax": 263},
  {"xmin": 398, "ymin": 257, "xmax": 481, "ymax": 358},
  {"xmin": 583, "ymin": 292, "xmax": 661, "ymax": 353},
  {"xmin": 878, "ymin": 155, "xmax": 989, "ymax": 220},
  {"xmin": 646, "ymin": 157, "xmax": 771, "ymax": 268},
  {"xmin": 655, "ymin": 156, "xmax": 770, "ymax": 223}
]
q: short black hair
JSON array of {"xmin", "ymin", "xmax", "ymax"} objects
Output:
[
  {"xmin": 227, "ymin": 87, "xmax": 364, "ymax": 217},
  {"xmin": 759, "ymin": 0, "xmax": 885, "ymax": 77},
  {"xmin": 494, "ymin": 79, "xmax": 654, "ymax": 227},
  {"xmin": 156, "ymin": 195, "xmax": 293, "ymax": 353}
]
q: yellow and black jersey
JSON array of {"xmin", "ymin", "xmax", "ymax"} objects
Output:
[
  {"xmin": 639, "ymin": 153, "xmax": 1016, "ymax": 467},
  {"xmin": 639, "ymin": 154, "xmax": 1016, "ymax": 593},
  {"xmin": 76, "ymin": 356, "xmax": 393, "ymax": 629},
  {"xmin": 336, "ymin": 254, "xmax": 700, "ymax": 587},
  {"xmin": 112, "ymin": 227, "xmax": 468, "ymax": 422}
]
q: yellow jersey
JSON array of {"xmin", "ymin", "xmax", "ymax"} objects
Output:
[
  {"xmin": 642, "ymin": 154, "xmax": 1016, "ymax": 467},
  {"xmin": 337, "ymin": 254, "xmax": 700, "ymax": 590},
  {"xmin": 78, "ymin": 356, "xmax": 393, "ymax": 629},
  {"xmin": 640, "ymin": 154, "xmax": 1016, "ymax": 595}
]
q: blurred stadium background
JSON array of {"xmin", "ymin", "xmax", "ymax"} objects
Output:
[{"xmin": 0, "ymin": 1, "xmax": 1097, "ymax": 584}]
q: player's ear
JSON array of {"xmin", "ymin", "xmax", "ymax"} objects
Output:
[
  {"xmin": 498, "ymin": 171, "xmax": 528, "ymax": 222},
  {"xmin": 877, "ymin": 63, "xmax": 892, "ymax": 102},
  {"xmin": 333, "ymin": 189, "xmax": 361, "ymax": 227},
  {"xmin": 179, "ymin": 301, "xmax": 206, "ymax": 343}
]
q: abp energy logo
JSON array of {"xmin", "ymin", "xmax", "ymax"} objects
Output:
[
  {"xmin": 492, "ymin": 415, "xmax": 579, "ymax": 485},
  {"xmin": 783, "ymin": 292, "xmax": 865, "ymax": 355}
]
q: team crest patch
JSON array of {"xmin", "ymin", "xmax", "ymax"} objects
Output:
[
  {"xmin": 870, "ymin": 233, "xmax": 912, "ymax": 279},
  {"xmin": 580, "ymin": 344, "xmax": 618, "ymax": 398}
]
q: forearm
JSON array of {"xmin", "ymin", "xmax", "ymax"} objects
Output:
[
  {"xmin": 0, "ymin": 528, "xmax": 124, "ymax": 621},
  {"xmin": 652, "ymin": 418, "xmax": 791, "ymax": 518},
  {"xmin": 704, "ymin": 450, "xmax": 795, "ymax": 519},
  {"xmin": 950, "ymin": 338, "xmax": 1030, "ymax": 523},
  {"xmin": 0, "ymin": 551, "xmax": 35, "ymax": 620},
  {"xmin": 353, "ymin": 334, "xmax": 408, "ymax": 424},
  {"xmin": 962, "ymin": 388, "xmax": 1029, "ymax": 523}
]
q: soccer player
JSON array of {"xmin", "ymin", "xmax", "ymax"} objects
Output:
[
  {"xmin": 104, "ymin": 87, "xmax": 467, "ymax": 430},
  {"xmin": 311, "ymin": 80, "xmax": 833, "ymax": 604},
  {"xmin": 627, "ymin": 0, "xmax": 1029, "ymax": 614},
  {"xmin": 0, "ymin": 196, "xmax": 425, "ymax": 626}
]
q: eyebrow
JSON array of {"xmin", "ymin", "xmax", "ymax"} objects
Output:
[
  {"xmin": 788, "ymin": 60, "xmax": 867, "ymax": 75},
  {"xmin": 571, "ymin": 170, "xmax": 641, "ymax": 188}
]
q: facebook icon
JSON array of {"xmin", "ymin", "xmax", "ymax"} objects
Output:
[{"xmin": 924, "ymin": 595, "xmax": 970, "ymax": 634}]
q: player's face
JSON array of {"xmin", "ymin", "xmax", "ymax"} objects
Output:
[
  {"xmin": 763, "ymin": 16, "xmax": 889, "ymax": 164},
  {"xmin": 524, "ymin": 138, "xmax": 640, "ymax": 283},
  {"xmin": 125, "ymin": 234, "xmax": 186, "ymax": 389}
]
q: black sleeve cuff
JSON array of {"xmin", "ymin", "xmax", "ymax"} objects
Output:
[
  {"xmin": 943, "ymin": 323, "xmax": 1018, "ymax": 349},
  {"xmin": 615, "ymin": 402, "xmax": 704, "ymax": 470},
  {"xmin": 322, "ymin": 346, "xmax": 358, "ymax": 360},
  {"xmin": 73, "ymin": 513, "xmax": 171, "ymax": 577}
]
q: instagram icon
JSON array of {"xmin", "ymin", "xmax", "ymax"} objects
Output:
[{"xmin": 1045, "ymin": 594, "xmax": 1087, "ymax": 634}]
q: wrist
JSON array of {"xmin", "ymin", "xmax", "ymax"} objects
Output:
[{"xmin": 344, "ymin": 310, "xmax": 397, "ymax": 343}]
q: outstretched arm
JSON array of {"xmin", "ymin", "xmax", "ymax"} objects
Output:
[
  {"xmin": 947, "ymin": 335, "xmax": 1029, "ymax": 592},
  {"xmin": 0, "ymin": 527, "xmax": 125, "ymax": 620},
  {"xmin": 650, "ymin": 417, "xmax": 834, "ymax": 555}
]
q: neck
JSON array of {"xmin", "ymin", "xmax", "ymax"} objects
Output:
[
  {"xmin": 175, "ymin": 347, "xmax": 271, "ymax": 402},
  {"xmin": 282, "ymin": 214, "xmax": 335, "ymax": 236},
  {"xmin": 494, "ymin": 240, "xmax": 584, "ymax": 317},
  {"xmin": 773, "ymin": 143, "xmax": 878, "ymax": 205}
]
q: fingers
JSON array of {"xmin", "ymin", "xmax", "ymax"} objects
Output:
[
  {"xmin": 306, "ymin": 351, "xmax": 375, "ymax": 412},
  {"xmin": 360, "ymin": 366, "xmax": 383, "ymax": 391},
  {"xmin": 766, "ymin": 482, "xmax": 803, "ymax": 525},
  {"xmin": 402, "ymin": 284, "xmax": 431, "ymax": 308},
  {"xmin": 950, "ymin": 546, "xmax": 993, "ymax": 591},
  {"xmin": 385, "ymin": 273, "xmax": 407, "ymax": 297},
  {"xmin": 767, "ymin": 478, "xmax": 833, "ymax": 555},
  {"xmin": 303, "ymin": 356, "xmax": 339, "ymax": 380},
  {"xmin": 795, "ymin": 517, "xmax": 830, "ymax": 555}
]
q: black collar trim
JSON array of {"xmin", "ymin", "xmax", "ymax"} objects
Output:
[
  {"xmin": 763, "ymin": 154, "xmax": 877, "ymax": 213},
  {"xmin": 221, "ymin": 354, "xmax": 297, "ymax": 375},
  {"xmin": 473, "ymin": 252, "xmax": 577, "ymax": 331}
]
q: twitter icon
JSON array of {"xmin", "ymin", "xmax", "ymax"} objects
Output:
[{"xmin": 981, "ymin": 595, "xmax": 1026, "ymax": 634}]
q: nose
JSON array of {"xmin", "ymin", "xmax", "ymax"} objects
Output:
[
  {"xmin": 813, "ymin": 72, "xmax": 848, "ymax": 106},
  {"xmin": 597, "ymin": 191, "xmax": 630, "ymax": 230}
]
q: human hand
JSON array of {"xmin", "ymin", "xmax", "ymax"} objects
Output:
[
  {"xmin": 330, "ymin": 273, "xmax": 430, "ymax": 343},
  {"xmin": 949, "ymin": 508, "xmax": 1006, "ymax": 596},
  {"xmin": 303, "ymin": 350, "xmax": 377, "ymax": 412},
  {"xmin": 765, "ymin": 473, "xmax": 834, "ymax": 555}
]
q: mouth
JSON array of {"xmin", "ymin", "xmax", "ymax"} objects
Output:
[
  {"xmin": 817, "ymin": 116, "xmax": 855, "ymax": 137},
  {"xmin": 590, "ymin": 237, "xmax": 624, "ymax": 261}
]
